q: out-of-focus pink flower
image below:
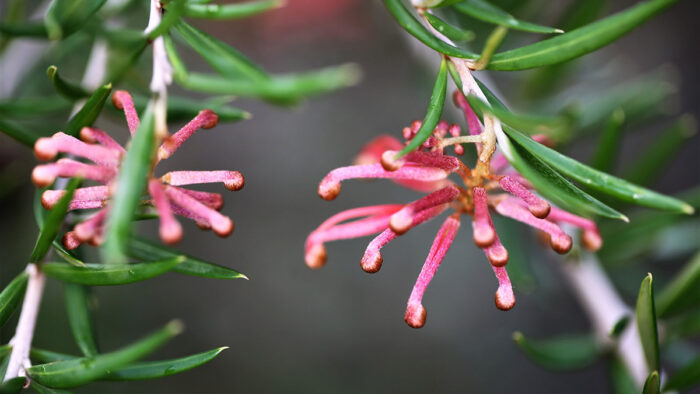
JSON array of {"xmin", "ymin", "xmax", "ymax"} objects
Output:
[
  {"xmin": 306, "ymin": 90, "xmax": 602, "ymax": 328},
  {"xmin": 33, "ymin": 91, "xmax": 244, "ymax": 249}
]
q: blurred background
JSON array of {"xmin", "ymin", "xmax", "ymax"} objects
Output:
[{"xmin": 1, "ymin": 0, "xmax": 699, "ymax": 392}]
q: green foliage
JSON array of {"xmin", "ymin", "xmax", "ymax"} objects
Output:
[
  {"xmin": 42, "ymin": 258, "xmax": 184, "ymax": 286},
  {"xmin": 0, "ymin": 273, "xmax": 28, "ymax": 329},
  {"xmin": 63, "ymin": 284, "xmax": 98, "ymax": 357},
  {"xmin": 636, "ymin": 274, "xmax": 660, "ymax": 372},
  {"xmin": 62, "ymin": 83, "xmax": 113, "ymax": 138},
  {"xmin": 30, "ymin": 177, "xmax": 81, "ymax": 263},
  {"xmin": 512, "ymin": 332, "xmax": 599, "ymax": 371},
  {"xmin": 452, "ymin": 0, "xmax": 562, "ymax": 34}
]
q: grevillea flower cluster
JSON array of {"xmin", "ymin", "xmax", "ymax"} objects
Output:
[
  {"xmin": 32, "ymin": 90, "xmax": 244, "ymax": 249},
  {"xmin": 306, "ymin": 90, "xmax": 602, "ymax": 328}
]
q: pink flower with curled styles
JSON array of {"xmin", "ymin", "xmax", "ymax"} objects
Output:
[
  {"xmin": 306, "ymin": 90, "xmax": 603, "ymax": 329},
  {"xmin": 32, "ymin": 90, "xmax": 244, "ymax": 249}
]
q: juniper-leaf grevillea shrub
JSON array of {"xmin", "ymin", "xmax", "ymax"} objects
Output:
[
  {"xmin": 0, "ymin": 0, "xmax": 358, "ymax": 391},
  {"xmin": 0, "ymin": 0, "xmax": 698, "ymax": 392},
  {"xmin": 305, "ymin": 0, "xmax": 698, "ymax": 392}
]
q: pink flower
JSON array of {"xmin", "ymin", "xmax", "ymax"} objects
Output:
[
  {"xmin": 33, "ymin": 90, "xmax": 244, "ymax": 249},
  {"xmin": 306, "ymin": 90, "xmax": 602, "ymax": 328}
]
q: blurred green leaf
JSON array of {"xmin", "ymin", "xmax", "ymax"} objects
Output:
[
  {"xmin": 174, "ymin": 21, "xmax": 267, "ymax": 81},
  {"xmin": 666, "ymin": 311, "xmax": 700, "ymax": 341},
  {"xmin": 184, "ymin": 0, "xmax": 283, "ymax": 19},
  {"xmin": 0, "ymin": 118, "xmax": 39, "ymax": 147},
  {"xmin": 163, "ymin": 34, "xmax": 188, "ymax": 81},
  {"xmin": 0, "ymin": 377, "xmax": 25, "ymax": 393},
  {"xmin": 642, "ymin": 371, "xmax": 660, "ymax": 394},
  {"xmin": 512, "ymin": 332, "xmax": 599, "ymax": 371},
  {"xmin": 590, "ymin": 109, "xmax": 625, "ymax": 172},
  {"xmin": 131, "ymin": 94, "xmax": 250, "ymax": 123},
  {"xmin": 53, "ymin": 244, "xmax": 85, "ymax": 267},
  {"xmin": 656, "ymin": 252, "xmax": 700, "ymax": 318},
  {"xmin": 43, "ymin": 0, "xmax": 107, "ymax": 40},
  {"xmin": 101, "ymin": 101, "xmax": 155, "ymax": 264},
  {"xmin": 609, "ymin": 315, "xmax": 630, "ymax": 338},
  {"xmin": 466, "ymin": 94, "xmax": 571, "ymax": 140},
  {"xmin": 383, "ymin": 0, "xmax": 478, "ymax": 59},
  {"xmin": 488, "ymin": 0, "xmax": 677, "ymax": 70},
  {"xmin": 103, "ymin": 347, "xmax": 227, "ymax": 380},
  {"xmin": 622, "ymin": 115, "xmax": 696, "ymax": 187},
  {"xmin": 473, "ymin": 25, "xmax": 508, "ymax": 70},
  {"xmin": 30, "ymin": 177, "xmax": 81, "ymax": 263},
  {"xmin": 27, "ymin": 321, "xmax": 183, "ymax": 388},
  {"xmin": 636, "ymin": 273, "xmax": 659, "ymax": 371},
  {"xmin": 0, "ymin": 272, "xmax": 28, "ymax": 328},
  {"xmin": 127, "ymin": 236, "xmax": 247, "ymax": 280},
  {"xmin": 179, "ymin": 66, "xmax": 361, "ymax": 103},
  {"xmin": 30, "ymin": 348, "xmax": 76, "ymax": 364},
  {"xmin": 396, "ymin": 59, "xmax": 447, "ymax": 157},
  {"xmin": 0, "ymin": 23, "xmax": 47, "ymax": 37},
  {"xmin": 452, "ymin": 0, "xmax": 562, "ymax": 34},
  {"xmin": 424, "ymin": 12, "xmax": 474, "ymax": 42},
  {"xmin": 63, "ymin": 83, "xmax": 112, "ymax": 138},
  {"xmin": 663, "ymin": 354, "xmax": 700, "ymax": 392},
  {"xmin": 0, "ymin": 97, "xmax": 71, "ymax": 117},
  {"xmin": 46, "ymin": 66, "xmax": 89, "ymax": 100},
  {"xmin": 30, "ymin": 382, "xmax": 73, "ymax": 394},
  {"xmin": 42, "ymin": 257, "xmax": 183, "ymax": 286},
  {"xmin": 64, "ymin": 284, "xmax": 98, "ymax": 357},
  {"xmin": 501, "ymin": 122, "xmax": 693, "ymax": 215},
  {"xmin": 609, "ymin": 357, "xmax": 639, "ymax": 394}
]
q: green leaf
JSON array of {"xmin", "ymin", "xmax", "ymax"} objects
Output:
[
  {"xmin": 487, "ymin": 0, "xmax": 677, "ymax": 70},
  {"xmin": 0, "ymin": 118, "xmax": 39, "ymax": 147},
  {"xmin": 30, "ymin": 348, "xmax": 76, "ymax": 364},
  {"xmin": 127, "ymin": 236, "xmax": 247, "ymax": 280},
  {"xmin": 506, "ymin": 134, "xmax": 626, "ymax": 220},
  {"xmin": 622, "ymin": 115, "xmax": 697, "ymax": 187},
  {"xmin": 609, "ymin": 315, "xmax": 630, "ymax": 338},
  {"xmin": 30, "ymin": 177, "xmax": 81, "ymax": 263},
  {"xmin": 53, "ymin": 243, "xmax": 85, "ymax": 267},
  {"xmin": 424, "ymin": 12, "xmax": 474, "ymax": 42},
  {"xmin": 30, "ymin": 382, "xmax": 73, "ymax": 394},
  {"xmin": 163, "ymin": 34, "xmax": 188, "ymax": 82},
  {"xmin": 101, "ymin": 101, "xmax": 155, "ymax": 264},
  {"xmin": 512, "ymin": 331, "xmax": 599, "ymax": 371},
  {"xmin": 0, "ymin": 272, "xmax": 28, "ymax": 328},
  {"xmin": 147, "ymin": 0, "xmax": 186, "ymax": 40},
  {"xmin": 130, "ymin": 94, "xmax": 250, "ymax": 123},
  {"xmin": 642, "ymin": 371, "xmax": 660, "ymax": 394},
  {"xmin": 102, "ymin": 347, "xmax": 227, "ymax": 380},
  {"xmin": 452, "ymin": 0, "xmax": 563, "ymax": 34},
  {"xmin": 184, "ymin": 0, "xmax": 283, "ymax": 19},
  {"xmin": 179, "ymin": 66, "xmax": 361, "ymax": 103},
  {"xmin": 42, "ymin": 257, "xmax": 184, "ymax": 286},
  {"xmin": 174, "ymin": 21, "xmax": 268, "ymax": 81},
  {"xmin": 62, "ymin": 83, "xmax": 113, "ymax": 138},
  {"xmin": 656, "ymin": 252, "xmax": 700, "ymax": 318},
  {"xmin": 636, "ymin": 273, "xmax": 659, "ymax": 372},
  {"xmin": 590, "ymin": 109, "xmax": 625, "ymax": 172},
  {"xmin": 466, "ymin": 94, "xmax": 571, "ymax": 140},
  {"xmin": 382, "ymin": 0, "xmax": 478, "ymax": 59},
  {"xmin": 501, "ymin": 122, "xmax": 693, "ymax": 215},
  {"xmin": 0, "ymin": 377, "xmax": 25, "ymax": 393},
  {"xmin": 396, "ymin": 59, "xmax": 447, "ymax": 157},
  {"xmin": 46, "ymin": 66, "xmax": 89, "ymax": 100},
  {"xmin": 27, "ymin": 321, "xmax": 183, "ymax": 388},
  {"xmin": 663, "ymin": 354, "xmax": 700, "ymax": 392},
  {"xmin": 63, "ymin": 284, "xmax": 98, "ymax": 357}
]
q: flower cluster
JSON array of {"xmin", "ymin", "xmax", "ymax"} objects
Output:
[
  {"xmin": 32, "ymin": 90, "xmax": 244, "ymax": 249},
  {"xmin": 305, "ymin": 90, "xmax": 602, "ymax": 328}
]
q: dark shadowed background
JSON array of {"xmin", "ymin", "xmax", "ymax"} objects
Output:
[{"xmin": 1, "ymin": 1, "xmax": 699, "ymax": 393}]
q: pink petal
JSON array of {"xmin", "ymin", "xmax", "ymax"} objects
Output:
[
  {"xmin": 32, "ymin": 159, "xmax": 116, "ymax": 187},
  {"xmin": 157, "ymin": 109, "xmax": 219, "ymax": 160},
  {"xmin": 162, "ymin": 170, "xmax": 244, "ymax": 191},
  {"xmin": 149, "ymin": 180, "xmax": 182, "ymax": 245},
  {"xmin": 499, "ymin": 176, "xmax": 550, "ymax": 218},
  {"xmin": 318, "ymin": 164, "xmax": 449, "ymax": 201},
  {"xmin": 405, "ymin": 215, "xmax": 461, "ymax": 328},
  {"xmin": 491, "ymin": 266, "xmax": 515, "ymax": 311},
  {"xmin": 448, "ymin": 123, "xmax": 464, "ymax": 155},
  {"xmin": 361, "ymin": 204, "xmax": 448, "ymax": 273},
  {"xmin": 354, "ymin": 135, "xmax": 404, "ymax": 166},
  {"xmin": 389, "ymin": 185, "xmax": 460, "ymax": 234},
  {"xmin": 34, "ymin": 132, "xmax": 121, "ymax": 166},
  {"xmin": 380, "ymin": 150, "xmax": 460, "ymax": 173},
  {"xmin": 453, "ymin": 91, "xmax": 482, "ymax": 136},
  {"xmin": 546, "ymin": 206, "xmax": 603, "ymax": 251},
  {"xmin": 79, "ymin": 127, "xmax": 126, "ymax": 152},
  {"xmin": 42, "ymin": 186, "xmax": 110, "ymax": 210},
  {"xmin": 172, "ymin": 187, "xmax": 224, "ymax": 210},
  {"xmin": 165, "ymin": 185, "xmax": 233, "ymax": 237},
  {"xmin": 472, "ymin": 187, "xmax": 495, "ymax": 248},
  {"xmin": 495, "ymin": 197, "xmax": 572, "ymax": 254},
  {"xmin": 112, "ymin": 90, "xmax": 140, "ymax": 135},
  {"xmin": 74, "ymin": 208, "xmax": 109, "ymax": 242}
]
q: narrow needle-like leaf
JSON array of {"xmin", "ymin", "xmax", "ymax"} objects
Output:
[
  {"xmin": 30, "ymin": 177, "xmax": 81, "ymax": 263},
  {"xmin": 636, "ymin": 273, "xmax": 660, "ymax": 372},
  {"xmin": 42, "ymin": 257, "xmax": 184, "ymax": 286},
  {"xmin": 63, "ymin": 83, "xmax": 113, "ymax": 138},
  {"xmin": 46, "ymin": 66, "xmax": 89, "ymax": 100},
  {"xmin": 0, "ymin": 272, "xmax": 29, "ymax": 329},
  {"xmin": 656, "ymin": 252, "xmax": 700, "ymax": 318},
  {"xmin": 453, "ymin": 0, "xmax": 563, "ymax": 34},
  {"xmin": 64, "ymin": 284, "xmax": 98, "ymax": 357},
  {"xmin": 512, "ymin": 332, "xmax": 599, "ymax": 371},
  {"xmin": 184, "ymin": 0, "xmax": 284, "ymax": 20}
]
